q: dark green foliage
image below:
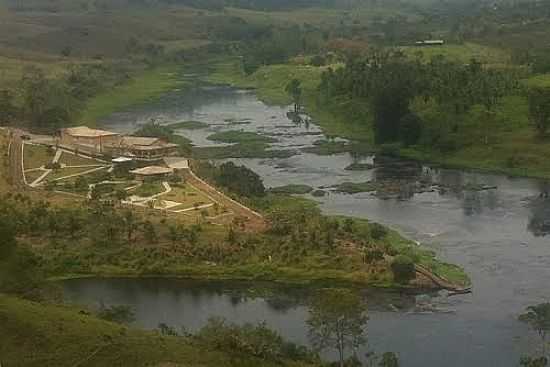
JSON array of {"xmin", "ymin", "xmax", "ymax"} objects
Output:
[
  {"xmin": 520, "ymin": 357, "xmax": 548, "ymax": 367},
  {"xmin": 390, "ymin": 255, "xmax": 415, "ymax": 284},
  {"xmin": 196, "ymin": 317, "xmax": 316, "ymax": 363},
  {"xmin": 310, "ymin": 55, "xmax": 326, "ymax": 67},
  {"xmin": 370, "ymin": 223, "xmax": 388, "ymax": 240},
  {"xmin": 0, "ymin": 211, "xmax": 43, "ymax": 297},
  {"xmin": 528, "ymin": 87, "xmax": 550, "ymax": 137},
  {"xmin": 318, "ymin": 51, "xmax": 518, "ymax": 147},
  {"xmin": 209, "ymin": 161, "xmax": 266, "ymax": 197},
  {"xmin": 0, "ymin": 90, "xmax": 18, "ymax": 124},
  {"xmin": 20, "ymin": 67, "xmax": 81, "ymax": 132},
  {"xmin": 399, "ymin": 113, "xmax": 423, "ymax": 146}
]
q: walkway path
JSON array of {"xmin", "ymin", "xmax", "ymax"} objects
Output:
[{"xmin": 182, "ymin": 169, "xmax": 267, "ymax": 231}]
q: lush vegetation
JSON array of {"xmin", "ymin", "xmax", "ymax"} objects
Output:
[{"xmin": 0, "ymin": 294, "xmax": 319, "ymax": 367}]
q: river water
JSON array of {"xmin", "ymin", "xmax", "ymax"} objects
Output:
[{"xmin": 63, "ymin": 83, "xmax": 550, "ymax": 366}]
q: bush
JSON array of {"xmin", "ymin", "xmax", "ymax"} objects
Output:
[
  {"xmin": 370, "ymin": 223, "xmax": 388, "ymax": 240},
  {"xmin": 391, "ymin": 255, "xmax": 416, "ymax": 284},
  {"xmin": 196, "ymin": 317, "xmax": 305, "ymax": 361}
]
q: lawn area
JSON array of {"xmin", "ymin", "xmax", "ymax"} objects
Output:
[
  {"xmin": 58, "ymin": 152, "xmax": 102, "ymax": 166},
  {"xmin": 81, "ymin": 65, "xmax": 186, "ymax": 124},
  {"xmin": 162, "ymin": 183, "xmax": 214, "ymax": 208},
  {"xmin": 48, "ymin": 167, "xmax": 105, "ymax": 181},
  {"xmin": 0, "ymin": 295, "xmax": 314, "ymax": 367},
  {"xmin": 23, "ymin": 144, "xmax": 55, "ymax": 170},
  {"xmin": 130, "ymin": 182, "xmax": 167, "ymax": 197}
]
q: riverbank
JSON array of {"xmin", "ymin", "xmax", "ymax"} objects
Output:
[{"xmin": 206, "ymin": 57, "xmax": 550, "ymax": 180}]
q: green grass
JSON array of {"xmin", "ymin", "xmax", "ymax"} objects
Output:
[
  {"xmin": 525, "ymin": 73, "xmax": 550, "ymax": 88},
  {"xmin": 58, "ymin": 152, "xmax": 100, "ymax": 167},
  {"xmin": 81, "ymin": 65, "xmax": 186, "ymax": 124},
  {"xmin": 162, "ymin": 184, "xmax": 213, "ymax": 207},
  {"xmin": 131, "ymin": 182, "xmax": 166, "ymax": 197},
  {"xmin": 207, "ymin": 130, "xmax": 277, "ymax": 144},
  {"xmin": 23, "ymin": 144, "xmax": 55, "ymax": 170},
  {"xmin": 0, "ymin": 294, "xmax": 314, "ymax": 367}
]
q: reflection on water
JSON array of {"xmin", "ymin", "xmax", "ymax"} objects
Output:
[{"xmin": 96, "ymin": 84, "xmax": 550, "ymax": 366}]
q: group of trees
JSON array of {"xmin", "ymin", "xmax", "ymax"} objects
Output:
[
  {"xmin": 0, "ymin": 62, "xmax": 134, "ymax": 132},
  {"xmin": 318, "ymin": 51, "xmax": 521, "ymax": 148},
  {"xmin": 194, "ymin": 160, "xmax": 266, "ymax": 198}
]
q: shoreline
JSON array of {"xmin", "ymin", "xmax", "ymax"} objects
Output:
[{"xmin": 205, "ymin": 58, "xmax": 550, "ymax": 181}]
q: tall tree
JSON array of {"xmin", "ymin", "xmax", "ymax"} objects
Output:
[
  {"xmin": 307, "ymin": 288, "xmax": 369, "ymax": 367},
  {"xmin": 285, "ymin": 79, "xmax": 302, "ymax": 113}
]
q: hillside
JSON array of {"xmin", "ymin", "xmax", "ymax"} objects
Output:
[{"xmin": 0, "ymin": 294, "xmax": 317, "ymax": 367}]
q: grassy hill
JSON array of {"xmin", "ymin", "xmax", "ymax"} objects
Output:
[{"xmin": 0, "ymin": 294, "xmax": 317, "ymax": 367}]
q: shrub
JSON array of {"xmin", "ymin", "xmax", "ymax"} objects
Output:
[
  {"xmin": 45, "ymin": 162, "xmax": 61, "ymax": 170},
  {"xmin": 391, "ymin": 255, "xmax": 416, "ymax": 284},
  {"xmin": 370, "ymin": 223, "xmax": 388, "ymax": 240}
]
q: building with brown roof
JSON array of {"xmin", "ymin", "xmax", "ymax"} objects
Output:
[
  {"xmin": 130, "ymin": 166, "xmax": 174, "ymax": 181},
  {"xmin": 60, "ymin": 126, "xmax": 121, "ymax": 154},
  {"xmin": 108, "ymin": 136, "xmax": 179, "ymax": 160},
  {"xmin": 59, "ymin": 126, "xmax": 179, "ymax": 160}
]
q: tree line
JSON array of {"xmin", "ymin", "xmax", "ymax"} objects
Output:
[{"xmin": 318, "ymin": 50, "xmax": 550, "ymax": 149}]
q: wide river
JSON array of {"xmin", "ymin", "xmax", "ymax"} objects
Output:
[{"xmin": 63, "ymin": 81, "xmax": 550, "ymax": 366}]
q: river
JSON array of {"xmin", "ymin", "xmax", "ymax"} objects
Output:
[{"xmin": 63, "ymin": 82, "xmax": 550, "ymax": 366}]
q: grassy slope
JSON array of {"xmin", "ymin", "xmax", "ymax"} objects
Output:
[
  {"xmin": 81, "ymin": 65, "xmax": 185, "ymax": 124},
  {"xmin": 0, "ymin": 294, "xmax": 313, "ymax": 367},
  {"xmin": 207, "ymin": 52, "xmax": 550, "ymax": 179}
]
